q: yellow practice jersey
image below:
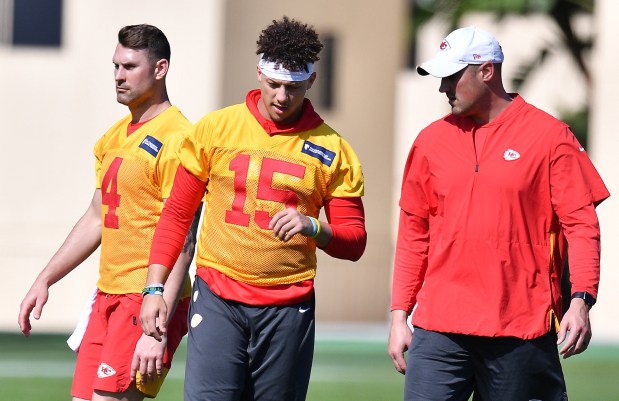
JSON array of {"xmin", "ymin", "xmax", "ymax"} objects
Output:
[
  {"xmin": 179, "ymin": 102, "xmax": 364, "ymax": 286},
  {"xmin": 95, "ymin": 106, "xmax": 192, "ymax": 295}
]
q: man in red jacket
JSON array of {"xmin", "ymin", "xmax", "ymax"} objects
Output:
[{"xmin": 389, "ymin": 26, "xmax": 609, "ymax": 401}]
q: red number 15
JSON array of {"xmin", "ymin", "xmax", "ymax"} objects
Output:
[{"xmin": 225, "ymin": 155, "xmax": 305, "ymax": 229}]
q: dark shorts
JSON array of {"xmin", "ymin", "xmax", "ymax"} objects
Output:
[
  {"xmin": 405, "ymin": 327, "xmax": 567, "ymax": 401},
  {"xmin": 185, "ymin": 277, "xmax": 315, "ymax": 401}
]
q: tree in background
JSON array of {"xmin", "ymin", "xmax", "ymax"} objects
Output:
[{"xmin": 407, "ymin": 0, "xmax": 594, "ymax": 146}]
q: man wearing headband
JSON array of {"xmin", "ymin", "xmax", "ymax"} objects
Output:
[
  {"xmin": 140, "ymin": 16, "xmax": 367, "ymax": 401},
  {"xmin": 388, "ymin": 26, "xmax": 609, "ymax": 400}
]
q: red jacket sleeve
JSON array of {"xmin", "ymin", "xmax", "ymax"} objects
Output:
[
  {"xmin": 321, "ymin": 197, "xmax": 367, "ymax": 261},
  {"xmin": 149, "ymin": 165, "xmax": 206, "ymax": 268},
  {"xmin": 560, "ymin": 203, "xmax": 601, "ymax": 298},
  {"xmin": 390, "ymin": 209, "xmax": 429, "ymax": 313}
]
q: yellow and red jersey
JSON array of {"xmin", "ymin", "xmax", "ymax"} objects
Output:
[
  {"xmin": 94, "ymin": 106, "xmax": 192, "ymax": 295},
  {"xmin": 178, "ymin": 91, "xmax": 364, "ymax": 287}
]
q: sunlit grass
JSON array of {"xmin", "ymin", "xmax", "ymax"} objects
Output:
[{"xmin": 0, "ymin": 333, "xmax": 617, "ymax": 401}]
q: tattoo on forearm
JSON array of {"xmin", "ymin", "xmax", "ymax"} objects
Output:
[{"xmin": 182, "ymin": 203, "xmax": 203, "ymax": 254}]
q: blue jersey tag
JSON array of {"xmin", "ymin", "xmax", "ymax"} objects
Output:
[
  {"xmin": 301, "ymin": 141, "xmax": 336, "ymax": 167},
  {"xmin": 139, "ymin": 135, "xmax": 163, "ymax": 157}
]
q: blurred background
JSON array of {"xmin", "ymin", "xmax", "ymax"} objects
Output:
[{"xmin": 1, "ymin": 0, "xmax": 617, "ymax": 344}]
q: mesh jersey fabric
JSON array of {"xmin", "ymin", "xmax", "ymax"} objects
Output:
[
  {"xmin": 177, "ymin": 96, "xmax": 364, "ymax": 286},
  {"xmin": 94, "ymin": 106, "xmax": 193, "ymax": 295}
]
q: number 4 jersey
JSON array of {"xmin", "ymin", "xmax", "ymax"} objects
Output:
[
  {"xmin": 178, "ymin": 90, "xmax": 364, "ymax": 287},
  {"xmin": 94, "ymin": 106, "xmax": 192, "ymax": 294}
]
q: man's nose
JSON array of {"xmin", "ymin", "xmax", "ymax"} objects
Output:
[
  {"xmin": 115, "ymin": 67, "xmax": 125, "ymax": 82},
  {"xmin": 439, "ymin": 78, "xmax": 449, "ymax": 93},
  {"xmin": 275, "ymin": 86, "xmax": 289, "ymax": 102}
]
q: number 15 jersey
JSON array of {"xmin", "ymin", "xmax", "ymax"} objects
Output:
[{"xmin": 178, "ymin": 90, "xmax": 364, "ymax": 287}]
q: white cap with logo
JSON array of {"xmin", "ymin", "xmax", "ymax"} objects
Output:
[{"xmin": 417, "ymin": 26, "xmax": 504, "ymax": 78}]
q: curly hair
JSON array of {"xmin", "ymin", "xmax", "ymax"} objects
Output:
[{"xmin": 256, "ymin": 16, "xmax": 323, "ymax": 72}]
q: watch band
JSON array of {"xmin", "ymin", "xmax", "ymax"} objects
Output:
[{"xmin": 571, "ymin": 291, "xmax": 596, "ymax": 308}]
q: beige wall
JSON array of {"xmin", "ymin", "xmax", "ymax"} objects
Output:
[
  {"xmin": 2, "ymin": 0, "xmax": 616, "ymax": 344},
  {"xmin": 1, "ymin": 0, "xmax": 407, "ymax": 331},
  {"xmin": 588, "ymin": 0, "xmax": 619, "ymax": 343},
  {"xmin": 0, "ymin": 0, "xmax": 223, "ymax": 332}
]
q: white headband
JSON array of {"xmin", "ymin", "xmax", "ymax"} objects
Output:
[{"xmin": 258, "ymin": 54, "xmax": 314, "ymax": 82}]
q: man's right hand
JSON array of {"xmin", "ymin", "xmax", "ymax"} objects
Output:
[
  {"xmin": 388, "ymin": 310, "xmax": 413, "ymax": 375},
  {"xmin": 140, "ymin": 294, "xmax": 168, "ymax": 341},
  {"xmin": 18, "ymin": 281, "xmax": 49, "ymax": 336}
]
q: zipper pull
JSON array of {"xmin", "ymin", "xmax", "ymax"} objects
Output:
[{"xmin": 475, "ymin": 164, "xmax": 479, "ymax": 172}]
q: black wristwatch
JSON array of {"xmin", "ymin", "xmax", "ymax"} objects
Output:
[{"xmin": 571, "ymin": 292, "xmax": 596, "ymax": 309}]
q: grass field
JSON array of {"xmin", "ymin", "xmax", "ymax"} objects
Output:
[{"xmin": 0, "ymin": 332, "xmax": 618, "ymax": 400}]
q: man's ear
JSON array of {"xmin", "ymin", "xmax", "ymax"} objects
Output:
[
  {"xmin": 479, "ymin": 61, "xmax": 494, "ymax": 82},
  {"xmin": 154, "ymin": 59, "xmax": 169, "ymax": 80},
  {"xmin": 257, "ymin": 65, "xmax": 264, "ymax": 82},
  {"xmin": 306, "ymin": 72, "xmax": 317, "ymax": 89}
]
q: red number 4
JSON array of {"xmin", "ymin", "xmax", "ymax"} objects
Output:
[
  {"xmin": 101, "ymin": 157, "xmax": 123, "ymax": 229},
  {"xmin": 225, "ymin": 155, "xmax": 305, "ymax": 229}
]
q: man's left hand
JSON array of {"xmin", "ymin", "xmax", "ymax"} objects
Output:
[
  {"xmin": 269, "ymin": 208, "xmax": 314, "ymax": 242},
  {"xmin": 557, "ymin": 298, "xmax": 592, "ymax": 358},
  {"xmin": 130, "ymin": 333, "xmax": 167, "ymax": 383}
]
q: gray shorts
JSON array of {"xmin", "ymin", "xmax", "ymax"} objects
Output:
[
  {"xmin": 405, "ymin": 327, "xmax": 567, "ymax": 401},
  {"xmin": 184, "ymin": 277, "xmax": 315, "ymax": 401}
]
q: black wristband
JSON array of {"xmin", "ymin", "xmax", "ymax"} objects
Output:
[{"xmin": 571, "ymin": 291, "xmax": 596, "ymax": 308}]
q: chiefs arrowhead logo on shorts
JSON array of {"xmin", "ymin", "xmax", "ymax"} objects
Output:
[{"xmin": 97, "ymin": 362, "xmax": 117, "ymax": 378}]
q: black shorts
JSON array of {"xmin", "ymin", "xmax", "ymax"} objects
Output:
[
  {"xmin": 184, "ymin": 276, "xmax": 315, "ymax": 401},
  {"xmin": 404, "ymin": 327, "xmax": 567, "ymax": 401}
]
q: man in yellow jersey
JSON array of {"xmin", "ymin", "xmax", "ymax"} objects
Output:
[
  {"xmin": 18, "ymin": 24, "xmax": 200, "ymax": 401},
  {"xmin": 140, "ymin": 16, "xmax": 367, "ymax": 401}
]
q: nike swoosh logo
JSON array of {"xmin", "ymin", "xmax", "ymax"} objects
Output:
[{"xmin": 298, "ymin": 307, "xmax": 311, "ymax": 313}]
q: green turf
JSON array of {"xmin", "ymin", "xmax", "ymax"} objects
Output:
[
  {"xmin": 307, "ymin": 341, "xmax": 404, "ymax": 400},
  {"xmin": 0, "ymin": 333, "xmax": 617, "ymax": 401}
]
